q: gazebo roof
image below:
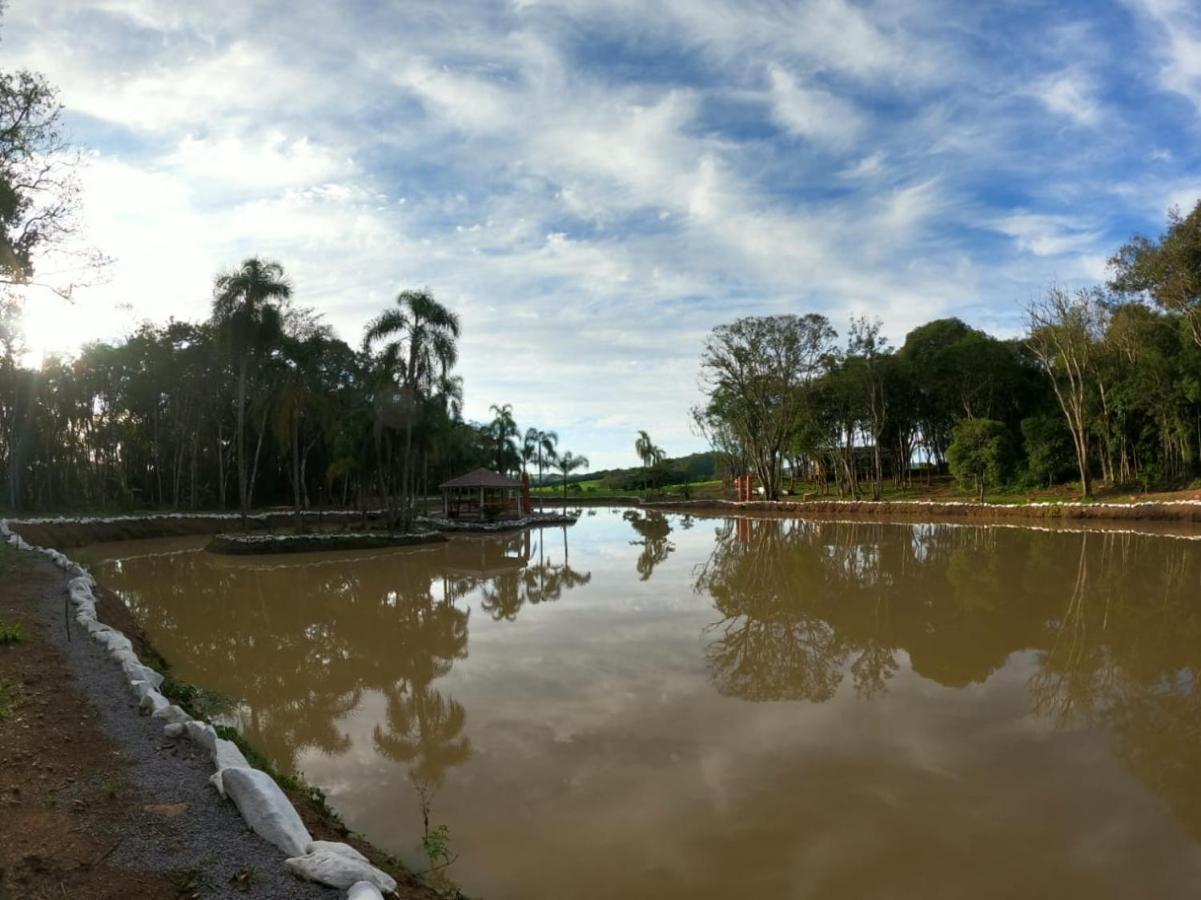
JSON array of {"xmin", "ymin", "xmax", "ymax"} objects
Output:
[{"xmin": 439, "ymin": 467, "xmax": 523, "ymax": 490}]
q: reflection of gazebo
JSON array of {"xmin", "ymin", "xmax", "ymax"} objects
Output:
[
  {"xmin": 444, "ymin": 532, "xmax": 532, "ymax": 577},
  {"xmin": 439, "ymin": 468, "xmax": 526, "ymax": 520}
]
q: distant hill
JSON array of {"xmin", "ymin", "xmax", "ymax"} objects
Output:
[{"xmin": 539, "ymin": 451, "xmax": 719, "ymax": 488}]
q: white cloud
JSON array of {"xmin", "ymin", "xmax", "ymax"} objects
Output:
[
  {"xmin": 1033, "ymin": 70, "xmax": 1103, "ymax": 126},
  {"xmin": 993, "ymin": 212, "xmax": 1104, "ymax": 257},
  {"xmin": 768, "ymin": 66, "xmax": 865, "ymax": 148},
  {"xmin": 163, "ymin": 134, "xmax": 354, "ymax": 192},
  {"xmin": 1125, "ymin": 0, "xmax": 1201, "ymax": 110},
  {"xmin": 4, "ymin": 0, "xmax": 1195, "ymax": 468}
]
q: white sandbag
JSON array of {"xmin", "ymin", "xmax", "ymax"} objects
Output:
[
  {"xmin": 129, "ymin": 680, "xmax": 156, "ymax": 700},
  {"xmin": 218, "ymin": 767, "xmax": 312, "ymax": 857},
  {"xmin": 122, "ymin": 661, "xmax": 163, "ymax": 688},
  {"xmin": 102, "ymin": 632, "xmax": 133, "ymax": 654},
  {"xmin": 112, "ymin": 648, "xmax": 138, "ymax": 665},
  {"xmin": 213, "ymin": 737, "xmax": 251, "ymax": 773},
  {"xmin": 284, "ymin": 848, "xmax": 397, "ymax": 893},
  {"xmin": 152, "ymin": 703, "xmax": 190, "ymax": 725},
  {"xmin": 163, "ymin": 722, "xmax": 187, "ymax": 738},
  {"xmin": 347, "ymin": 882, "xmax": 386, "ymax": 900},
  {"xmin": 308, "ymin": 841, "xmax": 369, "ymax": 864},
  {"xmin": 185, "ymin": 720, "xmax": 218, "ymax": 754},
  {"xmin": 139, "ymin": 689, "xmax": 169, "ymax": 715}
]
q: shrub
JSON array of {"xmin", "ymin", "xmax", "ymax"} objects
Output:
[{"xmin": 948, "ymin": 418, "xmax": 1013, "ymax": 501}]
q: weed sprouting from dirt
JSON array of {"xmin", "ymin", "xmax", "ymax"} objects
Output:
[
  {"xmin": 228, "ymin": 867, "xmax": 256, "ymax": 892},
  {"xmin": 411, "ymin": 774, "xmax": 459, "ymax": 877},
  {"xmin": 171, "ymin": 865, "xmax": 215, "ymax": 897},
  {"xmin": 0, "ymin": 681, "xmax": 17, "ymax": 720},
  {"xmin": 0, "ymin": 620, "xmax": 25, "ymax": 645}
]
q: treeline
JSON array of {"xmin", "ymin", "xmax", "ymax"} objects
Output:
[
  {"xmin": 0, "ymin": 258, "xmax": 580, "ymax": 519},
  {"xmin": 695, "ymin": 202, "xmax": 1201, "ymax": 501}
]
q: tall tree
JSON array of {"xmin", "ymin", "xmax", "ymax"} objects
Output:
[
  {"xmin": 523, "ymin": 427, "xmax": 558, "ymax": 487},
  {"xmin": 555, "ymin": 451, "xmax": 589, "ymax": 502},
  {"xmin": 363, "ymin": 289, "xmax": 460, "ymax": 529},
  {"xmin": 211, "ymin": 257, "xmax": 292, "ymax": 526},
  {"xmin": 698, "ymin": 315, "xmax": 836, "ymax": 500},
  {"xmin": 488, "ymin": 403, "xmax": 519, "ymax": 475},
  {"xmin": 1026, "ymin": 287, "xmax": 1106, "ymax": 498},
  {"xmin": 1110, "ymin": 201, "xmax": 1201, "ymax": 347}
]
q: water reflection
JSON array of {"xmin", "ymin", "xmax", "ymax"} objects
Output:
[
  {"xmin": 623, "ymin": 510, "xmax": 675, "ymax": 580},
  {"xmin": 80, "ymin": 513, "xmax": 1201, "ymax": 899},
  {"xmin": 694, "ymin": 516, "xmax": 1201, "ymax": 846},
  {"xmin": 90, "ymin": 528, "xmax": 590, "ymax": 784}
]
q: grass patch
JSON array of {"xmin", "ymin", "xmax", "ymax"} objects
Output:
[
  {"xmin": 0, "ymin": 620, "xmax": 24, "ymax": 645},
  {"xmin": 171, "ymin": 866, "xmax": 215, "ymax": 897},
  {"xmin": 160, "ymin": 676, "xmax": 236, "ymax": 720},
  {"xmin": 0, "ymin": 681, "xmax": 18, "ymax": 720}
]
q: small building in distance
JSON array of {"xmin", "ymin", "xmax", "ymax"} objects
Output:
[{"xmin": 439, "ymin": 468, "xmax": 527, "ymax": 520}]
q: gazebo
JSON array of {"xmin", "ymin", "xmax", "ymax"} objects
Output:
[{"xmin": 439, "ymin": 468, "xmax": 526, "ymax": 520}]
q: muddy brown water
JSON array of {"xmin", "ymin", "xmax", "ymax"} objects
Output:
[{"xmin": 78, "ymin": 509, "xmax": 1201, "ymax": 899}]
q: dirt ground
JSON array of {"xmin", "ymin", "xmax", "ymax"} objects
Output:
[{"xmin": 0, "ymin": 550, "xmax": 176, "ymax": 899}]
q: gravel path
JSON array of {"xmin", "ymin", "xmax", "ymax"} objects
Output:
[{"xmin": 29, "ymin": 556, "xmax": 335, "ymax": 899}]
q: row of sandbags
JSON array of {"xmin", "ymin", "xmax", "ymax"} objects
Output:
[{"xmin": 0, "ymin": 519, "xmax": 396, "ymax": 899}]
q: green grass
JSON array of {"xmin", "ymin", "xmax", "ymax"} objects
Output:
[
  {"xmin": 160, "ymin": 676, "xmax": 236, "ymax": 719},
  {"xmin": 0, "ymin": 621, "xmax": 24, "ymax": 645},
  {"xmin": 532, "ymin": 478, "xmax": 723, "ymax": 499}
]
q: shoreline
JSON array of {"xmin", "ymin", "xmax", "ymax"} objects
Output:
[
  {"xmin": 0, "ymin": 518, "xmax": 445, "ymax": 900},
  {"xmin": 540, "ymin": 495, "xmax": 1201, "ymax": 524}
]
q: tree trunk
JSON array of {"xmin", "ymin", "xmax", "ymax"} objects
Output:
[
  {"xmin": 292, "ymin": 414, "xmax": 302, "ymax": 532},
  {"xmin": 236, "ymin": 358, "xmax": 248, "ymax": 528}
]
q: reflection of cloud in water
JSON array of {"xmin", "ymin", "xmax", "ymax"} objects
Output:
[{"xmin": 83, "ymin": 511, "xmax": 1201, "ymax": 899}]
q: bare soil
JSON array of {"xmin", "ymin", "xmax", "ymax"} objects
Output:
[{"xmin": 0, "ymin": 551, "xmax": 176, "ymax": 899}]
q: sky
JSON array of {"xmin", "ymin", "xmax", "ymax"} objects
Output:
[{"xmin": 3, "ymin": 0, "xmax": 1200, "ymax": 470}]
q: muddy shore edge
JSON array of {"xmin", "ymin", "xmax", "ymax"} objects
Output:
[{"xmin": 0, "ymin": 515, "xmax": 445, "ymax": 900}]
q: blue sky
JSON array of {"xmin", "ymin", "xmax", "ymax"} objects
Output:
[{"xmin": 5, "ymin": 0, "xmax": 1201, "ymax": 470}]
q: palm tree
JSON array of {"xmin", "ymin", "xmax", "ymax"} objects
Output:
[
  {"xmin": 523, "ymin": 427, "xmax": 558, "ymax": 487},
  {"xmin": 211, "ymin": 258, "xmax": 292, "ymax": 526},
  {"xmin": 363, "ymin": 289, "xmax": 461, "ymax": 529},
  {"xmin": 555, "ymin": 450, "xmax": 589, "ymax": 502},
  {"xmin": 634, "ymin": 430, "xmax": 665, "ymax": 493},
  {"xmin": 489, "ymin": 404, "xmax": 519, "ymax": 475}
]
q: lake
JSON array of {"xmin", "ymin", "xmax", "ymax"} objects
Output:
[{"xmin": 79, "ymin": 508, "xmax": 1201, "ymax": 898}]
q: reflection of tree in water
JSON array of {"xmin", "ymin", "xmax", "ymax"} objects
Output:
[
  {"xmin": 103, "ymin": 544, "xmax": 472, "ymax": 780},
  {"xmin": 623, "ymin": 510, "xmax": 675, "ymax": 580},
  {"xmin": 695, "ymin": 518, "xmax": 909, "ymax": 701},
  {"xmin": 469, "ymin": 526, "xmax": 591, "ymax": 622},
  {"xmin": 375, "ymin": 685, "xmax": 471, "ymax": 786},
  {"xmin": 99, "ymin": 524, "xmax": 594, "ymax": 787},
  {"xmin": 697, "ymin": 517, "xmax": 1201, "ymax": 842},
  {"xmin": 1026, "ymin": 530, "xmax": 1201, "ymax": 840}
]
